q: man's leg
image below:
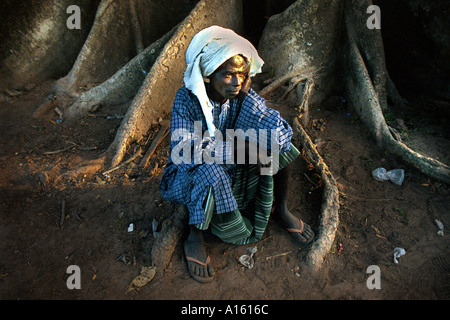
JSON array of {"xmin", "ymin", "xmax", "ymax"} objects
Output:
[
  {"xmin": 183, "ymin": 163, "xmax": 234, "ymax": 283},
  {"xmin": 273, "ymin": 164, "xmax": 314, "ymax": 244},
  {"xmin": 183, "ymin": 183, "xmax": 217, "ymax": 283},
  {"xmin": 184, "ymin": 225, "xmax": 215, "ymax": 282}
]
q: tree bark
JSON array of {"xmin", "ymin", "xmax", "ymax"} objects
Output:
[
  {"xmin": 294, "ymin": 118, "xmax": 340, "ymax": 273},
  {"xmin": 0, "ymin": 0, "xmax": 99, "ymax": 87},
  {"xmin": 61, "ymin": 24, "xmax": 177, "ymax": 120},
  {"xmin": 52, "ymin": 0, "xmax": 135, "ymax": 97}
]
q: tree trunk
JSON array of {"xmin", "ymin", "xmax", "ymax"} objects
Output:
[
  {"xmin": 61, "ymin": 24, "xmax": 177, "ymax": 120},
  {"xmin": 0, "ymin": 0, "xmax": 100, "ymax": 87},
  {"xmin": 51, "ymin": 0, "xmax": 136, "ymax": 97}
]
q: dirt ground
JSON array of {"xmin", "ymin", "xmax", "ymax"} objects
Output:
[{"xmin": 0, "ymin": 79, "xmax": 449, "ymax": 301}]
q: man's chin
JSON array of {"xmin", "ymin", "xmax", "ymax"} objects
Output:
[{"xmin": 226, "ymin": 91, "xmax": 240, "ymax": 99}]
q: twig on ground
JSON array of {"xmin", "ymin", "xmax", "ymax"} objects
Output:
[
  {"xmin": 44, "ymin": 141, "xmax": 79, "ymax": 155},
  {"xmin": 139, "ymin": 120, "xmax": 170, "ymax": 168},
  {"xmin": 303, "ymin": 173, "xmax": 318, "ymax": 187},
  {"xmin": 60, "ymin": 199, "xmax": 66, "ymax": 228},
  {"xmin": 265, "ymin": 251, "xmax": 293, "ymax": 260},
  {"xmin": 44, "ymin": 141, "xmax": 97, "ymax": 155},
  {"xmin": 103, "ymin": 148, "xmax": 142, "ymax": 176}
]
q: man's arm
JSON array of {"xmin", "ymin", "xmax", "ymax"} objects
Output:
[
  {"xmin": 235, "ymin": 86, "xmax": 294, "ymax": 154},
  {"xmin": 170, "ymin": 87, "xmax": 235, "ymax": 166}
]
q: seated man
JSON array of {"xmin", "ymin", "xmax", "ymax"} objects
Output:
[{"xmin": 159, "ymin": 26, "xmax": 314, "ymax": 283}]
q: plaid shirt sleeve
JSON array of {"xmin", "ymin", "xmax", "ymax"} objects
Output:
[{"xmin": 234, "ymin": 88, "xmax": 293, "ymax": 153}]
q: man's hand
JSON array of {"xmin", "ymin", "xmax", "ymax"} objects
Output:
[{"xmin": 237, "ymin": 74, "xmax": 251, "ymax": 101}]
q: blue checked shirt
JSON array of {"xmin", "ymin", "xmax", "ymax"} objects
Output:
[{"xmin": 159, "ymin": 85, "xmax": 293, "ymax": 224}]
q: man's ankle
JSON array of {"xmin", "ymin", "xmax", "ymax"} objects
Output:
[
  {"xmin": 274, "ymin": 202, "xmax": 288, "ymax": 213},
  {"xmin": 188, "ymin": 226, "xmax": 204, "ymax": 242}
]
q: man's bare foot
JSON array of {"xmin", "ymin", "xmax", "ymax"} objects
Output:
[{"xmin": 183, "ymin": 227, "xmax": 215, "ymax": 283}]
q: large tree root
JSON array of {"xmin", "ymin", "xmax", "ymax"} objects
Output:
[
  {"xmin": 345, "ymin": 31, "xmax": 450, "ymax": 184},
  {"xmin": 341, "ymin": 0, "xmax": 449, "ymax": 184},
  {"xmin": 293, "ymin": 118, "xmax": 340, "ymax": 273},
  {"xmin": 52, "ymin": 0, "xmax": 135, "ymax": 98},
  {"xmin": 261, "ymin": 74, "xmax": 339, "ymax": 273},
  {"xmin": 150, "ymin": 206, "xmax": 187, "ymax": 272},
  {"xmin": 46, "ymin": 0, "xmax": 200, "ymax": 120},
  {"xmin": 61, "ymin": 24, "xmax": 177, "ymax": 120}
]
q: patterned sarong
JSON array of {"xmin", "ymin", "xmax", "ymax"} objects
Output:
[{"xmin": 195, "ymin": 145, "xmax": 300, "ymax": 244}]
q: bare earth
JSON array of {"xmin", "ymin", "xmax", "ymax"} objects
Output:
[{"xmin": 0, "ymin": 80, "xmax": 449, "ymax": 302}]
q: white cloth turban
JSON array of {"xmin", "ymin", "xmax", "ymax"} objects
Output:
[{"xmin": 184, "ymin": 25, "xmax": 264, "ymax": 137}]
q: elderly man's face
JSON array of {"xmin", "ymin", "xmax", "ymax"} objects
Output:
[{"xmin": 208, "ymin": 55, "xmax": 249, "ymax": 102}]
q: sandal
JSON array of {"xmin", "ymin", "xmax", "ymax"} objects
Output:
[
  {"xmin": 185, "ymin": 255, "xmax": 215, "ymax": 283},
  {"xmin": 287, "ymin": 219, "xmax": 314, "ymax": 245}
]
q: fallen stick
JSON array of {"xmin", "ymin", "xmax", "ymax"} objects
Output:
[
  {"xmin": 265, "ymin": 251, "xmax": 293, "ymax": 260},
  {"xmin": 139, "ymin": 120, "xmax": 170, "ymax": 168},
  {"xmin": 102, "ymin": 148, "xmax": 142, "ymax": 176},
  {"xmin": 303, "ymin": 172, "xmax": 318, "ymax": 187},
  {"xmin": 60, "ymin": 199, "xmax": 66, "ymax": 228},
  {"xmin": 78, "ymin": 146, "xmax": 97, "ymax": 151},
  {"xmin": 44, "ymin": 141, "xmax": 79, "ymax": 155},
  {"xmin": 44, "ymin": 146, "xmax": 75, "ymax": 155},
  {"xmin": 44, "ymin": 145, "xmax": 97, "ymax": 155},
  {"xmin": 375, "ymin": 234, "xmax": 390, "ymax": 242}
]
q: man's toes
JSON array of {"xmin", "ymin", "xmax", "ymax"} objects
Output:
[
  {"xmin": 303, "ymin": 224, "xmax": 314, "ymax": 241},
  {"xmin": 192, "ymin": 265, "xmax": 200, "ymax": 277},
  {"xmin": 207, "ymin": 264, "xmax": 215, "ymax": 277},
  {"xmin": 196, "ymin": 265, "xmax": 205, "ymax": 278},
  {"xmin": 189, "ymin": 261, "xmax": 213, "ymax": 279},
  {"xmin": 287, "ymin": 220, "xmax": 314, "ymax": 244}
]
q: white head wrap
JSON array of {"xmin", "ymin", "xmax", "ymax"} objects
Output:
[{"xmin": 184, "ymin": 25, "xmax": 264, "ymax": 137}]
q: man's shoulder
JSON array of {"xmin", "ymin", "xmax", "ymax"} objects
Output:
[
  {"xmin": 175, "ymin": 85, "xmax": 200, "ymax": 103},
  {"xmin": 246, "ymin": 87, "xmax": 265, "ymax": 104},
  {"xmin": 173, "ymin": 86, "xmax": 203, "ymax": 118},
  {"xmin": 176, "ymin": 85, "xmax": 191, "ymax": 97},
  {"xmin": 240, "ymin": 87, "xmax": 267, "ymax": 109}
]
